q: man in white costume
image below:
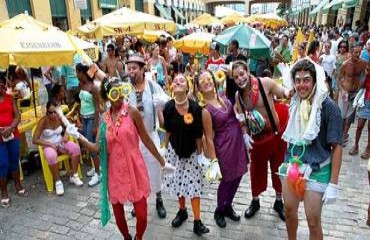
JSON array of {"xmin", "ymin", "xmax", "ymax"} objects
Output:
[{"xmin": 126, "ymin": 54, "xmax": 170, "ymax": 218}]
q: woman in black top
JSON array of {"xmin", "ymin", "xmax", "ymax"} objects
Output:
[{"xmin": 162, "ymin": 73, "xmax": 209, "ymax": 236}]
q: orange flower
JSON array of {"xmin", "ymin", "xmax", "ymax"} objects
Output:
[{"xmin": 183, "ymin": 113, "xmax": 194, "ymax": 124}]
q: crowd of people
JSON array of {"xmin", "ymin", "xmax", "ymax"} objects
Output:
[{"xmin": 1, "ymin": 21, "xmax": 370, "ymax": 240}]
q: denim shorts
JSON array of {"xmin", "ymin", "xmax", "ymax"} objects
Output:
[
  {"xmin": 81, "ymin": 114, "xmax": 97, "ymax": 158},
  {"xmin": 0, "ymin": 138, "xmax": 20, "ymax": 177}
]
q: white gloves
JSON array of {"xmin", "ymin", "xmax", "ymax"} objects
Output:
[
  {"xmin": 322, "ymin": 183, "xmax": 339, "ymax": 205},
  {"xmin": 152, "ymin": 93, "xmax": 168, "ymax": 109},
  {"xmin": 235, "ymin": 113, "xmax": 245, "ymax": 123},
  {"xmin": 66, "ymin": 124, "xmax": 80, "ymax": 139},
  {"xmin": 277, "ymin": 62, "xmax": 293, "ymax": 90},
  {"xmin": 162, "ymin": 162, "xmax": 176, "ymax": 175},
  {"xmin": 205, "ymin": 158, "xmax": 222, "ymax": 182},
  {"xmin": 197, "ymin": 153, "xmax": 211, "ymax": 167},
  {"xmin": 243, "ymin": 133, "xmax": 254, "ymax": 150}
]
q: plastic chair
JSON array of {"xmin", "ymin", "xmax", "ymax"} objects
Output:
[{"xmin": 32, "ymin": 127, "xmax": 83, "ymax": 192}]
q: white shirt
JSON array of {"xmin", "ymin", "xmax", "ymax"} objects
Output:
[
  {"xmin": 15, "ymin": 81, "xmax": 31, "ymax": 99},
  {"xmin": 168, "ymin": 46, "xmax": 177, "ymax": 63},
  {"xmin": 320, "ymin": 54, "xmax": 336, "ymax": 77}
]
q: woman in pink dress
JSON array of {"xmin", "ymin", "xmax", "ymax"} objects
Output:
[{"xmin": 79, "ymin": 77, "xmax": 166, "ymax": 240}]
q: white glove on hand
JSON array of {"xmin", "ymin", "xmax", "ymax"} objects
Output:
[
  {"xmin": 197, "ymin": 154, "xmax": 211, "ymax": 167},
  {"xmin": 277, "ymin": 62, "xmax": 293, "ymax": 90},
  {"xmin": 243, "ymin": 133, "xmax": 254, "ymax": 150},
  {"xmin": 205, "ymin": 159, "xmax": 222, "ymax": 182},
  {"xmin": 322, "ymin": 183, "xmax": 339, "ymax": 205},
  {"xmin": 66, "ymin": 124, "xmax": 80, "ymax": 139},
  {"xmin": 152, "ymin": 93, "xmax": 167, "ymax": 109},
  {"xmin": 235, "ymin": 113, "xmax": 245, "ymax": 123},
  {"xmin": 162, "ymin": 162, "xmax": 176, "ymax": 174}
]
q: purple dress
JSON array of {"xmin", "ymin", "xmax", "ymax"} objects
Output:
[{"xmin": 206, "ymin": 95, "xmax": 248, "ymax": 182}]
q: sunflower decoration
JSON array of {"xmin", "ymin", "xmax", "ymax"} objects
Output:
[
  {"xmin": 183, "ymin": 113, "xmax": 194, "ymax": 124},
  {"xmin": 215, "ymin": 69, "xmax": 226, "ymax": 83}
]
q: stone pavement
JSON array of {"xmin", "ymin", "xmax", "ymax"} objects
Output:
[{"xmin": 1, "ymin": 126, "xmax": 369, "ymax": 240}]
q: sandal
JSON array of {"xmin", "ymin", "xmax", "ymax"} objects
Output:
[
  {"xmin": 16, "ymin": 189, "xmax": 29, "ymax": 197},
  {"xmin": 1, "ymin": 198, "xmax": 10, "ymax": 208},
  {"xmin": 361, "ymin": 150, "xmax": 370, "ymax": 160},
  {"xmin": 349, "ymin": 147, "xmax": 359, "ymax": 156}
]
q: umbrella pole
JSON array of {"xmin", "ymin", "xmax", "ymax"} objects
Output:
[{"xmin": 31, "ymin": 72, "xmax": 37, "ymax": 118}]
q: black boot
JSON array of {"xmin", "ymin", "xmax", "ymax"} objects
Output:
[
  {"xmin": 214, "ymin": 209, "xmax": 226, "ymax": 228},
  {"xmin": 193, "ymin": 220, "xmax": 210, "ymax": 236},
  {"xmin": 244, "ymin": 199, "xmax": 260, "ymax": 219},
  {"xmin": 224, "ymin": 205, "xmax": 240, "ymax": 221},
  {"xmin": 124, "ymin": 234, "xmax": 132, "ymax": 240},
  {"xmin": 273, "ymin": 199, "xmax": 286, "ymax": 221},
  {"xmin": 171, "ymin": 209, "xmax": 188, "ymax": 227},
  {"xmin": 156, "ymin": 197, "xmax": 167, "ymax": 218}
]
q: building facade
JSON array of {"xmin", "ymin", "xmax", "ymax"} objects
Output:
[
  {"xmin": 0, "ymin": 0, "xmax": 205, "ymax": 30},
  {"xmin": 290, "ymin": 0, "xmax": 370, "ymax": 28}
]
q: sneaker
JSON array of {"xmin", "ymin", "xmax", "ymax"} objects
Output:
[
  {"xmin": 70, "ymin": 174, "xmax": 83, "ymax": 187},
  {"xmin": 55, "ymin": 181, "xmax": 64, "ymax": 196},
  {"xmin": 86, "ymin": 168, "xmax": 95, "ymax": 177},
  {"xmin": 88, "ymin": 172, "xmax": 100, "ymax": 187}
]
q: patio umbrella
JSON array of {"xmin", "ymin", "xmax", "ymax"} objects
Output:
[
  {"xmin": 137, "ymin": 30, "xmax": 174, "ymax": 43},
  {"xmin": 190, "ymin": 13, "xmax": 222, "ymax": 26},
  {"xmin": 78, "ymin": 7, "xmax": 176, "ymax": 39},
  {"xmin": 0, "ymin": 13, "xmax": 98, "ymax": 68},
  {"xmin": 213, "ymin": 24, "xmax": 271, "ymax": 59},
  {"xmin": 174, "ymin": 32, "xmax": 215, "ymax": 55},
  {"xmin": 221, "ymin": 13, "xmax": 244, "ymax": 25},
  {"xmin": 0, "ymin": 13, "xmax": 98, "ymax": 116},
  {"xmin": 242, "ymin": 14, "xmax": 288, "ymax": 29}
]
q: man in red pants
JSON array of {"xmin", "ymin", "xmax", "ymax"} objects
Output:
[{"xmin": 232, "ymin": 60, "xmax": 290, "ymax": 221}]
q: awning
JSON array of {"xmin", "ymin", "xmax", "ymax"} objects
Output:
[
  {"xmin": 172, "ymin": 7, "xmax": 186, "ymax": 21},
  {"xmin": 309, "ymin": 0, "xmax": 329, "ymax": 16},
  {"xmin": 323, "ymin": 0, "xmax": 344, "ymax": 13},
  {"xmin": 343, "ymin": 0, "xmax": 358, "ymax": 8},
  {"xmin": 99, "ymin": 0, "xmax": 117, "ymax": 9},
  {"xmin": 155, "ymin": 3, "xmax": 173, "ymax": 20}
]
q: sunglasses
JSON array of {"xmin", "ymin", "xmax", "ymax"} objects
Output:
[
  {"xmin": 107, "ymin": 84, "xmax": 133, "ymax": 102},
  {"xmin": 339, "ymin": 45, "xmax": 347, "ymax": 49},
  {"xmin": 199, "ymin": 76, "xmax": 213, "ymax": 85}
]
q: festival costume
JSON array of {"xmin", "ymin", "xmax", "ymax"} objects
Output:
[
  {"xmin": 279, "ymin": 57, "xmax": 342, "ymax": 199},
  {"xmin": 162, "ymin": 99, "xmax": 209, "ymax": 235},
  {"xmin": 162, "ymin": 99, "xmax": 204, "ymax": 198},
  {"xmin": 239, "ymin": 77, "xmax": 288, "ymax": 197},
  {"xmin": 127, "ymin": 80, "xmax": 169, "ymax": 194},
  {"xmin": 205, "ymin": 95, "xmax": 248, "ymax": 211},
  {"xmin": 99, "ymin": 102, "xmax": 150, "ymax": 238}
]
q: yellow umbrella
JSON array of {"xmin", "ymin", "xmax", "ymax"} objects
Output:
[
  {"xmin": 174, "ymin": 32, "xmax": 215, "ymax": 55},
  {"xmin": 291, "ymin": 28, "xmax": 305, "ymax": 63},
  {"xmin": 243, "ymin": 14, "xmax": 287, "ymax": 29},
  {"xmin": 78, "ymin": 7, "xmax": 176, "ymax": 39},
  {"xmin": 137, "ymin": 30, "xmax": 173, "ymax": 43},
  {"xmin": 0, "ymin": 14, "xmax": 98, "ymax": 68},
  {"xmin": 221, "ymin": 13, "xmax": 244, "ymax": 25},
  {"xmin": 191, "ymin": 13, "xmax": 222, "ymax": 26}
]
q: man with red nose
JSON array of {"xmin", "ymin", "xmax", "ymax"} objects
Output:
[
  {"xmin": 232, "ymin": 60, "xmax": 290, "ymax": 221},
  {"xmin": 280, "ymin": 58, "xmax": 342, "ymax": 240}
]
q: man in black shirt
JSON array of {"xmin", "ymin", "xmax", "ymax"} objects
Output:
[{"xmin": 225, "ymin": 40, "xmax": 248, "ymax": 104}]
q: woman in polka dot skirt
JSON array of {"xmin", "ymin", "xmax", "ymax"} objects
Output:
[{"xmin": 162, "ymin": 74, "xmax": 210, "ymax": 236}]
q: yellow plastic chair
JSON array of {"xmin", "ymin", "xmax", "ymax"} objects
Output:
[{"xmin": 32, "ymin": 127, "xmax": 83, "ymax": 192}]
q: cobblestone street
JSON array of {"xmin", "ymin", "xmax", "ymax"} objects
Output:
[{"xmin": 1, "ymin": 126, "xmax": 369, "ymax": 240}]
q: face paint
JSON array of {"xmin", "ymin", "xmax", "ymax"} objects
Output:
[{"xmin": 172, "ymin": 75, "xmax": 188, "ymax": 93}]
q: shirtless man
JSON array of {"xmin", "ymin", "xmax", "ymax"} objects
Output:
[
  {"xmin": 232, "ymin": 60, "xmax": 291, "ymax": 221},
  {"xmin": 339, "ymin": 43, "xmax": 367, "ymax": 142},
  {"xmin": 102, "ymin": 43, "xmax": 124, "ymax": 79}
]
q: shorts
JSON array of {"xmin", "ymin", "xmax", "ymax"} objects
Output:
[
  {"xmin": 279, "ymin": 162, "xmax": 331, "ymax": 193},
  {"xmin": 357, "ymin": 100, "xmax": 370, "ymax": 120}
]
